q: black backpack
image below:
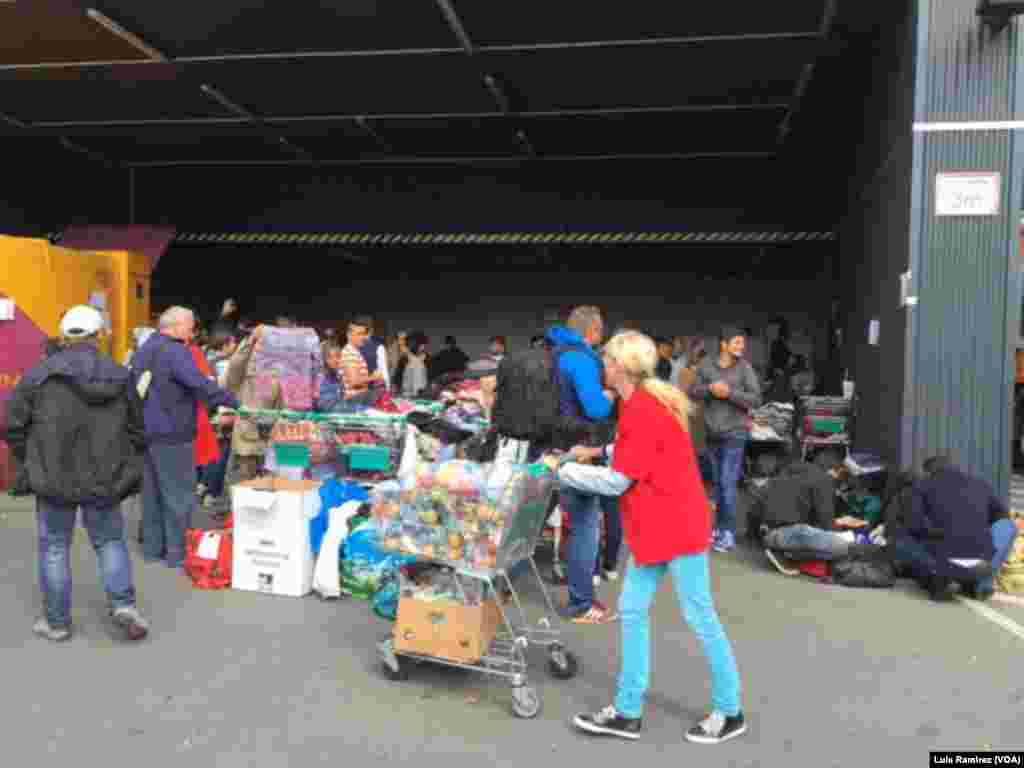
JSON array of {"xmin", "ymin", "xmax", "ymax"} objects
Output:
[
  {"xmin": 492, "ymin": 346, "xmax": 615, "ymax": 451},
  {"xmin": 492, "ymin": 347, "xmax": 562, "ymax": 445}
]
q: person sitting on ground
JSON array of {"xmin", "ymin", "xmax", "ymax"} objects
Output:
[
  {"xmin": 757, "ymin": 458, "xmax": 853, "ymax": 570},
  {"xmin": 890, "ymin": 456, "xmax": 1019, "ymax": 602}
]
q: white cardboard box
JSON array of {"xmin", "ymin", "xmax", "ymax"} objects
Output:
[{"xmin": 231, "ymin": 477, "xmax": 321, "ymax": 597}]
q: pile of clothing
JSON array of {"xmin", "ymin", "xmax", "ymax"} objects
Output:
[
  {"xmin": 751, "ymin": 402, "xmax": 794, "ymax": 442},
  {"xmin": 252, "ymin": 327, "xmax": 322, "ymax": 411}
]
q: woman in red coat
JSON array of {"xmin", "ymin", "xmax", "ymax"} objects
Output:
[{"xmin": 190, "ymin": 342, "xmax": 221, "ymax": 476}]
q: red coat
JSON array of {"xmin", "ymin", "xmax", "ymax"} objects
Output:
[{"xmin": 190, "ymin": 344, "xmax": 221, "ymax": 467}]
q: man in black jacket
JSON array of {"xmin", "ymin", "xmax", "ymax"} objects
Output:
[
  {"xmin": 891, "ymin": 457, "xmax": 1019, "ymax": 602},
  {"xmin": 5, "ymin": 306, "xmax": 149, "ymax": 643},
  {"xmin": 759, "ymin": 459, "xmax": 849, "ymax": 568}
]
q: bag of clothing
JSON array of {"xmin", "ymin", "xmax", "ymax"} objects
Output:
[
  {"xmin": 184, "ymin": 529, "xmax": 233, "ymax": 590},
  {"xmin": 252, "ymin": 328, "xmax": 322, "ymax": 411},
  {"xmin": 831, "ymin": 557, "xmax": 895, "ymax": 588}
]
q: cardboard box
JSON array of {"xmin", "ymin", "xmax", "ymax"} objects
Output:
[
  {"xmin": 393, "ymin": 596, "xmax": 502, "ymax": 664},
  {"xmin": 231, "ymin": 477, "xmax": 321, "ymax": 597}
]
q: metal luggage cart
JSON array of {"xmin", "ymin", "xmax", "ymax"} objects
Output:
[
  {"xmin": 796, "ymin": 396, "xmax": 856, "ymax": 463},
  {"xmin": 377, "ymin": 464, "xmax": 579, "ymax": 719}
]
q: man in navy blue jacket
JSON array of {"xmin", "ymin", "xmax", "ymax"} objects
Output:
[
  {"xmin": 548, "ymin": 306, "xmax": 622, "ymax": 624},
  {"xmin": 132, "ymin": 307, "xmax": 239, "ymax": 569},
  {"xmin": 892, "ymin": 456, "xmax": 1018, "ymax": 601}
]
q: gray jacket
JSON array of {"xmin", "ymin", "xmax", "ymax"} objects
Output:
[{"xmin": 688, "ymin": 357, "xmax": 762, "ymax": 439}]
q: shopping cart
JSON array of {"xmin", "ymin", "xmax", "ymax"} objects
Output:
[
  {"xmin": 376, "ymin": 462, "xmax": 578, "ymax": 719},
  {"xmin": 237, "ymin": 408, "xmax": 408, "ymax": 483}
]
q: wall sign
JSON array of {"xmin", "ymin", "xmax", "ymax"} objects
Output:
[{"xmin": 935, "ymin": 172, "xmax": 1001, "ymax": 217}]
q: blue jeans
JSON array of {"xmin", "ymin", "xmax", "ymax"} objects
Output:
[
  {"xmin": 143, "ymin": 442, "xmax": 196, "ymax": 567},
  {"xmin": 763, "ymin": 524, "xmax": 851, "ymax": 560},
  {"xmin": 615, "ymin": 553, "xmax": 742, "ymax": 719},
  {"xmin": 561, "ymin": 487, "xmax": 604, "ymax": 615},
  {"xmin": 37, "ymin": 497, "xmax": 137, "ymax": 629},
  {"xmin": 707, "ymin": 437, "xmax": 747, "ymax": 535},
  {"xmin": 203, "ymin": 442, "xmax": 231, "ymax": 499},
  {"xmin": 891, "ymin": 519, "xmax": 1019, "ymax": 592}
]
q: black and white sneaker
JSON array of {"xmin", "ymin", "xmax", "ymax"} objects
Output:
[
  {"xmin": 685, "ymin": 712, "xmax": 747, "ymax": 745},
  {"xmin": 574, "ymin": 706, "xmax": 642, "ymax": 740}
]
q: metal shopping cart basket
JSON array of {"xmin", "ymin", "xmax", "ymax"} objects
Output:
[
  {"xmin": 376, "ymin": 462, "xmax": 578, "ymax": 719},
  {"xmin": 237, "ymin": 408, "xmax": 408, "ymax": 483}
]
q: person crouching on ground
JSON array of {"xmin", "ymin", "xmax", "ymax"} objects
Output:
[
  {"xmin": 5, "ymin": 306, "xmax": 150, "ymax": 642},
  {"xmin": 570, "ymin": 330, "xmax": 746, "ymax": 745}
]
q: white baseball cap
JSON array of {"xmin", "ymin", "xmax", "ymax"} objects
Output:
[{"xmin": 60, "ymin": 305, "xmax": 104, "ymax": 338}]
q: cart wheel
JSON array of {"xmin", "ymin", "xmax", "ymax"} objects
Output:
[
  {"xmin": 381, "ymin": 658, "xmax": 409, "ymax": 682},
  {"xmin": 511, "ymin": 686, "xmax": 541, "ymax": 719},
  {"xmin": 548, "ymin": 648, "xmax": 579, "ymax": 680}
]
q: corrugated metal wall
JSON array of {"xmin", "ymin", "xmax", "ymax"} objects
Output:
[{"xmin": 908, "ymin": 0, "xmax": 1024, "ymax": 497}]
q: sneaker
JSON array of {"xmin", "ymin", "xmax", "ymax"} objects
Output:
[
  {"xmin": 713, "ymin": 531, "xmax": 736, "ymax": 553},
  {"xmin": 571, "ymin": 605, "xmax": 618, "ymax": 624},
  {"xmin": 196, "ymin": 483, "xmax": 207, "ymax": 497},
  {"xmin": 764, "ymin": 548, "xmax": 800, "ymax": 576},
  {"xmin": 593, "ymin": 574, "xmax": 603, "ymax": 588},
  {"xmin": 111, "ymin": 606, "xmax": 150, "ymax": 641},
  {"xmin": 685, "ymin": 711, "xmax": 747, "ymax": 745},
  {"xmin": 574, "ymin": 706, "xmax": 642, "ymax": 740},
  {"xmin": 33, "ymin": 617, "xmax": 71, "ymax": 642}
]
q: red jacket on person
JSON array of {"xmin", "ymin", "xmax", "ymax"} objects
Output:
[{"xmin": 190, "ymin": 344, "xmax": 221, "ymax": 467}]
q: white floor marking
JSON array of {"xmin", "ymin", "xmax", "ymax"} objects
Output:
[{"xmin": 957, "ymin": 595, "xmax": 1024, "ymax": 642}]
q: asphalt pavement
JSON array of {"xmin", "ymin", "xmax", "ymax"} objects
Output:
[{"xmin": 1, "ymin": 492, "xmax": 1021, "ymax": 768}]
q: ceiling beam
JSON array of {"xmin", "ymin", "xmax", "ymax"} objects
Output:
[
  {"xmin": 0, "ymin": 31, "xmax": 818, "ymax": 71},
  {"xmin": 125, "ymin": 151, "xmax": 778, "ymax": 168},
  {"xmin": 433, "ymin": 0, "xmax": 475, "ymax": 55},
  {"xmin": 197, "ymin": 83, "xmax": 315, "ymax": 161},
  {"xmin": 31, "ymin": 101, "xmax": 790, "ymax": 130},
  {"xmin": 776, "ymin": 0, "xmax": 839, "ymax": 144},
  {"xmin": 84, "ymin": 8, "xmax": 169, "ymax": 62}
]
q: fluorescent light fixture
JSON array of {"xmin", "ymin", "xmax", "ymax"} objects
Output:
[
  {"xmin": 484, "ymin": 75, "xmax": 510, "ymax": 113},
  {"xmin": 200, "ymin": 84, "xmax": 255, "ymax": 120},
  {"xmin": 85, "ymin": 8, "xmax": 168, "ymax": 62}
]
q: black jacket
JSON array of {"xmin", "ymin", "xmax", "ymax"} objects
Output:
[
  {"xmin": 759, "ymin": 461, "xmax": 837, "ymax": 530},
  {"xmin": 909, "ymin": 467, "xmax": 1007, "ymax": 561},
  {"xmin": 4, "ymin": 343, "xmax": 145, "ymax": 505}
]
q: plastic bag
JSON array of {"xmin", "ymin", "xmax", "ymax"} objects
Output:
[{"xmin": 184, "ymin": 529, "xmax": 233, "ymax": 590}]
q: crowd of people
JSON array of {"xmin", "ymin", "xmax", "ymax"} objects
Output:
[{"xmin": 3, "ymin": 296, "xmax": 1019, "ymax": 749}]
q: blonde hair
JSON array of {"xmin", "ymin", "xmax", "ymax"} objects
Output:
[
  {"xmin": 567, "ymin": 305, "xmax": 602, "ymax": 336},
  {"xmin": 603, "ymin": 330, "xmax": 693, "ymax": 430}
]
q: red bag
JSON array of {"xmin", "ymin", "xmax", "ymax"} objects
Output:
[
  {"xmin": 185, "ymin": 529, "xmax": 233, "ymax": 590},
  {"xmin": 797, "ymin": 560, "xmax": 831, "ymax": 579}
]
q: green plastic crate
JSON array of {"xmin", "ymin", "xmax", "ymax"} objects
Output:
[
  {"xmin": 274, "ymin": 442, "xmax": 312, "ymax": 468},
  {"xmin": 806, "ymin": 416, "xmax": 846, "ymax": 435},
  {"xmin": 345, "ymin": 445, "xmax": 392, "ymax": 472}
]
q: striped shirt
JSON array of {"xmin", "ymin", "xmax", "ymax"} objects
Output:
[{"xmin": 341, "ymin": 344, "xmax": 369, "ymax": 398}]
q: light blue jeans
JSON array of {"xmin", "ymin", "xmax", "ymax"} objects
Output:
[{"xmin": 615, "ymin": 552, "xmax": 742, "ymax": 719}]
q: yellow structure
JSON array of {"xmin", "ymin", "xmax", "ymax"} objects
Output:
[{"xmin": 0, "ymin": 234, "xmax": 152, "ymax": 365}]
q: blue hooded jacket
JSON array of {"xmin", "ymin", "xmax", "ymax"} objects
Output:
[{"xmin": 545, "ymin": 326, "xmax": 614, "ymax": 424}]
